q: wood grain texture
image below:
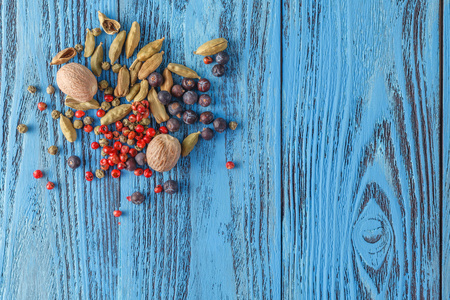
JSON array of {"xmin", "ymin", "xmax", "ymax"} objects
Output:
[
  {"xmin": 443, "ymin": 0, "xmax": 449, "ymax": 298},
  {"xmin": 281, "ymin": 0, "xmax": 442, "ymax": 299}
]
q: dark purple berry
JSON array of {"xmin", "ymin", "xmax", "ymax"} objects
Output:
[
  {"xmin": 213, "ymin": 118, "xmax": 227, "ymax": 133},
  {"xmin": 171, "ymin": 85, "xmax": 185, "ymax": 97},
  {"xmin": 212, "ymin": 64, "xmax": 225, "ymax": 77},
  {"xmin": 197, "ymin": 78, "xmax": 211, "ymax": 92},
  {"xmin": 201, "ymin": 128, "xmax": 214, "ymax": 140},
  {"xmin": 198, "ymin": 94, "xmax": 212, "ymax": 107},
  {"xmin": 181, "ymin": 78, "xmax": 196, "ymax": 91},
  {"xmin": 157, "ymin": 90, "xmax": 172, "ymax": 105},
  {"xmin": 163, "ymin": 180, "xmax": 178, "ymax": 194},
  {"xmin": 148, "ymin": 72, "xmax": 164, "ymax": 87},
  {"xmin": 199, "ymin": 111, "xmax": 214, "ymax": 124},
  {"xmin": 125, "ymin": 157, "xmax": 137, "ymax": 171},
  {"xmin": 67, "ymin": 155, "xmax": 81, "ymax": 169},
  {"xmin": 168, "ymin": 102, "xmax": 184, "ymax": 117},
  {"xmin": 182, "ymin": 110, "xmax": 198, "ymax": 125},
  {"xmin": 183, "ymin": 91, "xmax": 198, "ymax": 105},
  {"xmin": 215, "ymin": 52, "xmax": 230, "ymax": 65},
  {"xmin": 131, "ymin": 191, "xmax": 145, "ymax": 205},
  {"xmin": 135, "ymin": 152, "xmax": 147, "ymax": 165},
  {"xmin": 166, "ymin": 118, "xmax": 181, "ymax": 132}
]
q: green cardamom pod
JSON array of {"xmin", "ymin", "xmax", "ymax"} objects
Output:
[
  {"xmin": 181, "ymin": 131, "xmax": 201, "ymax": 157},
  {"xmin": 160, "ymin": 68, "xmax": 173, "ymax": 93},
  {"xmin": 167, "ymin": 63, "xmax": 200, "ymax": 79},
  {"xmin": 137, "ymin": 37, "xmax": 165, "ymax": 61},
  {"xmin": 91, "ymin": 42, "xmax": 103, "ymax": 77},
  {"xmin": 60, "ymin": 115, "xmax": 77, "ymax": 142},
  {"xmin": 101, "ymin": 104, "xmax": 132, "ymax": 125},
  {"xmin": 65, "ymin": 96, "xmax": 100, "ymax": 110},
  {"xmin": 125, "ymin": 21, "xmax": 141, "ymax": 59},
  {"xmin": 193, "ymin": 38, "xmax": 228, "ymax": 55},
  {"xmin": 50, "ymin": 47, "xmax": 77, "ymax": 65},
  {"xmin": 134, "ymin": 79, "xmax": 149, "ymax": 102},
  {"xmin": 138, "ymin": 51, "xmax": 164, "ymax": 80},
  {"xmin": 98, "ymin": 11, "xmax": 120, "ymax": 35},
  {"xmin": 148, "ymin": 87, "xmax": 169, "ymax": 124},
  {"xmin": 126, "ymin": 83, "xmax": 141, "ymax": 101},
  {"xmin": 109, "ymin": 30, "xmax": 126, "ymax": 64},
  {"xmin": 84, "ymin": 29, "xmax": 95, "ymax": 57},
  {"xmin": 129, "ymin": 59, "xmax": 143, "ymax": 86},
  {"xmin": 114, "ymin": 66, "xmax": 130, "ymax": 97}
]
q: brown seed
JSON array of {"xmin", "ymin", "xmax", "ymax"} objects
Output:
[
  {"xmin": 60, "ymin": 115, "xmax": 77, "ymax": 142},
  {"xmin": 48, "ymin": 145, "xmax": 58, "ymax": 155},
  {"xmin": 50, "ymin": 47, "xmax": 77, "ymax": 65},
  {"xmin": 92, "ymin": 27, "xmax": 102, "ymax": 36},
  {"xmin": 17, "ymin": 124, "xmax": 28, "ymax": 133},
  {"xmin": 125, "ymin": 21, "xmax": 141, "ymax": 59},
  {"xmin": 104, "ymin": 86, "xmax": 114, "ymax": 95},
  {"xmin": 112, "ymin": 63, "xmax": 121, "ymax": 73},
  {"xmin": 27, "ymin": 86, "xmax": 36, "ymax": 94},
  {"xmin": 102, "ymin": 61, "xmax": 111, "ymax": 70},
  {"xmin": 101, "ymin": 101, "xmax": 111, "ymax": 111},
  {"xmin": 126, "ymin": 83, "xmax": 141, "ymax": 102},
  {"xmin": 229, "ymin": 121, "xmax": 238, "ymax": 130},
  {"xmin": 146, "ymin": 134, "xmax": 181, "ymax": 172},
  {"xmin": 94, "ymin": 126, "xmax": 101, "ymax": 135},
  {"xmin": 138, "ymin": 51, "xmax": 164, "ymax": 80},
  {"xmin": 95, "ymin": 169, "xmax": 105, "ymax": 178},
  {"xmin": 98, "ymin": 80, "xmax": 109, "ymax": 90},
  {"xmin": 65, "ymin": 109, "xmax": 74, "ymax": 118},
  {"xmin": 98, "ymin": 11, "xmax": 120, "ymax": 35},
  {"xmin": 137, "ymin": 37, "xmax": 165, "ymax": 61},
  {"xmin": 46, "ymin": 85, "xmax": 55, "ymax": 94},
  {"xmin": 51, "ymin": 110, "xmax": 61, "ymax": 119},
  {"xmin": 83, "ymin": 116, "xmax": 94, "ymax": 125},
  {"xmin": 99, "ymin": 138, "xmax": 108, "ymax": 147},
  {"xmin": 74, "ymin": 44, "xmax": 83, "ymax": 53},
  {"xmin": 73, "ymin": 119, "xmax": 83, "ymax": 129},
  {"xmin": 160, "ymin": 68, "xmax": 173, "ymax": 93}
]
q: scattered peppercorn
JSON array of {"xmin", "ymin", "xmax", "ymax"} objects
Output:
[
  {"xmin": 111, "ymin": 98, "xmax": 121, "ymax": 107},
  {"xmin": 127, "ymin": 139, "xmax": 136, "ymax": 146},
  {"xmin": 84, "ymin": 125, "xmax": 93, "ymax": 133},
  {"xmin": 216, "ymin": 51, "xmax": 230, "ymax": 65},
  {"xmin": 119, "ymin": 135, "xmax": 127, "ymax": 143},
  {"xmin": 27, "ymin": 85, "xmax": 37, "ymax": 94},
  {"xmin": 181, "ymin": 78, "xmax": 196, "ymax": 91},
  {"xmin": 229, "ymin": 121, "xmax": 238, "ymax": 130},
  {"xmin": 171, "ymin": 85, "xmax": 185, "ymax": 98},
  {"xmin": 99, "ymin": 138, "xmax": 108, "ymax": 147},
  {"xmin": 159, "ymin": 126, "xmax": 168, "ymax": 134},
  {"xmin": 65, "ymin": 109, "xmax": 74, "ymax": 118},
  {"xmin": 199, "ymin": 111, "xmax": 214, "ymax": 124},
  {"xmin": 148, "ymin": 72, "xmax": 164, "ymax": 87},
  {"xmin": 83, "ymin": 116, "xmax": 94, "ymax": 125},
  {"xmin": 92, "ymin": 27, "xmax": 102, "ymax": 36},
  {"xmin": 111, "ymin": 169, "xmax": 121, "ymax": 178},
  {"xmin": 213, "ymin": 118, "xmax": 227, "ymax": 133},
  {"xmin": 134, "ymin": 168, "xmax": 144, "ymax": 176},
  {"xmin": 163, "ymin": 180, "xmax": 178, "ymax": 194},
  {"xmin": 226, "ymin": 161, "xmax": 235, "ymax": 169},
  {"xmin": 203, "ymin": 56, "xmax": 213, "ymax": 64},
  {"xmin": 67, "ymin": 155, "xmax": 81, "ymax": 169},
  {"xmin": 154, "ymin": 185, "xmax": 163, "ymax": 193},
  {"xmin": 112, "ymin": 63, "xmax": 121, "ymax": 73},
  {"xmin": 74, "ymin": 43, "xmax": 83, "ymax": 53},
  {"xmin": 157, "ymin": 91, "xmax": 172, "ymax": 105},
  {"xmin": 140, "ymin": 118, "xmax": 151, "ymax": 126},
  {"xmin": 46, "ymin": 181, "xmax": 55, "ymax": 190},
  {"xmin": 73, "ymin": 119, "xmax": 83, "ymax": 129},
  {"xmin": 95, "ymin": 169, "xmax": 105, "ymax": 179},
  {"xmin": 166, "ymin": 118, "xmax": 181, "ymax": 132},
  {"xmin": 98, "ymin": 80, "xmax": 109, "ymax": 90},
  {"xmin": 212, "ymin": 64, "xmax": 225, "ymax": 77},
  {"xmin": 17, "ymin": 124, "xmax": 28, "ymax": 133},
  {"xmin": 51, "ymin": 110, "xmax": 61, "ymax": 119},
  {"xmin": 38, "ymin": 102, "xmax": 47, "ymax": 111},
  {"xmin": 168, "ymin": 102, "xmax": 184, "ymax": 117},
  {"xmin": 126, "ymin": 157, "xmax": 137, "ymax": 171},
  {"xmin": 182, "ymin": 110, "xmax": 198, "ymax": 125},
  {"xmin": 91, "ymin": 142, "xmax": 100, "ymax": 149},
  {"xmin": 113, "ymin": 210, "xmax": 122, "ymax": 217},
  {"xmin": 201, "ymin": 128, "xmax": 214, "ymax": 140},
  {"xmin": 46, "ymin": 85, "xmax": 55, "ymax": 94},
  {"xmin": 33, "ymin": 170, "xmax": 43, "ymax": 179},
  {"xmin": 102, "ymin": 61, "xmax": 111, "ymax": 70},
  {"xmin": 105, "ymin": 86, "xmax": 114, "ymax": 95},
  {"xmin": 143, "ymin": 168, "xmax": 153, "ymax": 178},
  {"xmin": 48, "ymin": 145, "xmax": 58, "ymax": 155},
  {"xmin": 104, "ymin": 94, "xmax": 114, "ymax": 102},
  {"xmin": 135, "ymin": 152, "xmax": 147, "ymax": 165},
  {"xmin": 183, "ymin": 91, "xmax": 198, "ymax": 105},
  {"xmin": 198, "ymin": 94, "xmax": 212, "ymax": 107},
  {"xmin": 135, "ymin": 146, "xmax": 143, "ymax": 151},
  {"xmin": 197, "ymin": 78, "xmax": 211, "ymax": 92},
  {"xmin": 130, "ymin": 191, "xmax": 145, "ymax": 205},
  {"xmin": 101, "ymin": 101, "xmax": 111, "ymax": 111}
]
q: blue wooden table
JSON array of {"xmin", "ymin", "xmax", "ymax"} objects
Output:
[{"xmin": 0, "ymin": 0, "xmax": 448, "ymax": 299}]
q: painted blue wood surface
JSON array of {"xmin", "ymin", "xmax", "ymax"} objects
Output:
[{"xmin": 0, "ymin": 0, "xmax": 445, "ymax": 299}]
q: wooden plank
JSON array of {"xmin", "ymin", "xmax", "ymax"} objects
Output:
[
  {"xmin": 0, "ymin": 1, "xmax": 120, "ymax": 298},
  {"xmin": 443, "ymin": 0, "xmax": 449, "ymax": 298},
  {"xmin": 281, "ymin": 0, "xmax": 441, "ymax": 298},
  {"xmin": 117, "ymin": 0, "xmax": 281, "ymax": 299}
]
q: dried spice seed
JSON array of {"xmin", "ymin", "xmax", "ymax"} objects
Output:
[
  {"xmin": 83, "ymin": 116, "xmax": 94, "ymax": 125},
  {"xmin": 111, "ymin": 98, "xmax": 121, "ymax": 107},
  {"xmin": 163, "ymin": 180, "xmax": 178, "ymax": 194},
  {"xmin": 17, "ymin": 124, "xmax": 28, "ymax": 133},
  {"xmin": 100, "ymin": 101, "xmax": 112, "ymax": 111},
  {"xmin": 194, "ymin": 38, "xmax": 228, "ymax": 56},
  {"xmin": 129, "ymin": 59, "xmax": 143, "ymax": 86},
  {"xmin": 60, "ymin": 115, "xmax": 77, "ymax": 142},
  {"xmin": 73, "ymin": 119, "xmax": 83, "ymax": 129},
  {"xmin": 92, "ymin": 27, "xmax": 102, "ymax": 36},
  {"xmin": 114, "ymin": 66, "xmax": 130, "ymax": 97},
  {"xmin": 33, "ymin": 170, "xmax": 43, "ymax": 179},
  {"xmin": 113, "ymin": 210, "xmax": 122, "ymax": 217},
  {"xmin": 134, "ymin": 79, "xmax": 149, "ymax": 102},
  {"xmin": 126, "ymin": 83, "xmax": 141, "ymax": 102},
  {"xmin": 229, "ymin": 121, "xmax": 238, "ymax": 130},
  {"xmin": 99, "ymin": 138, "xmax": 109, "ymax": 147},
  {"xmin": 101, "ymin": 104, "xmax": 132, "ymax": 125},
  {"xmin": 27, "ymin": 86, "xmax": 37, "ymax": 94},
  {"xmin": 98, "ymin": 80, "xmax": 109, "ymax": 90},
  {"xmin": 167, "ymin": 102, "xmax": 184, "ymax": 117},
  {"xmin": 213, "ymin": 118, "xmax": 227, "ymax": 133},
  {"xmin": 138, "ymin": 51, "xmax": 164, "ymax": 80},
  {"xmin": 226, "ymin": 161, "xmax": 235, "ymax": 169},
  {"xmin": 105, "ymin": 86, "xmax": 114, "ymax": 95},
  {"xmin": 181, "ymin": 131, "xmax": 201, "ymax": 157},
  {"xmin": 98, "ymin": 11, "xmax": 121, "ymax": 35},
  {"xmin": 94, "ymin": 126, "xmax": 101, "ymax": 135},
  {"xmin": 154, "ymin": 185, "xmax": 163, "ymax": 193},
  {"xmin": 130, "ymin": 191, "xmax": 145, "ymax": 204},
  {"xmin": 198, "ymin": 94, "xmax": 212, "ymax": 107},
  {"xmin": 137, "ymin": 37, "xmax": 165, "ymax": 61},
  {"xmin": 112, "ymin": 63, "xmax": 121, "ymax": 73},
  {"xmin": 91, "ymin": 42, "xmax": 104, "ymax": 77},
  {"xmin": 102, "ymin": 61, "xmax": 111, "ymax": 70},
  {"xmin": 95, "ymin": 169, "xmax": 105, "ymax": 178},
  {"xmin": 181, "ymin": 78, "xmax": 196, "ymax": 91},
  {"xmin": 199, "ymin": 111, "xmax": 214, "ymax": 124},
  {"xmin": 48, "ymin": 145, "xmax": 58, "ymax": 155},
  {"xmin": 201, "ymin": 127, "xmax": 214, "ymax": 140},
  {"xmin": 161, "ymin": 68, "xmax": 173, "ymax": 93},
  {"xmin": 203, "ymin": 56, "xmax": 213, "ymax": 64},
  {"xmin": 86, "ymin": 171, "xmax": 94, "ymax": 181},
  {"xmin": 38, "ymin": 102, "xmax": 47, "ymax": 111},
  {"xmin": 216, "ymin": 51, "xmax": 230, "ymax": 65},
  {"xmin": 212, "ymin": 64, "xmax": 225, "ymax": 77},
  {"xmin": 46, "ymin": 182, "xmax": 55, "ymax": 190},
  {"xmin": 148, "ymin": 88, "xmax": 169, "ymax": 124},
  {"xmin": 148, "ymin": 72, "xmax": 164, "ymax": 87},
  {"xmin": 74, "ymin": 44, "xmax": 83, "ymax": 53},
  {"xmin": 125, "ymin": 21, "xmax": 141, "ymax": 59},
  {"xmin": 46, "ymin": 85, "xmax": 55, "ymax": 94},
  {"xmin": 50, "ymin": 47, "xmax": 77, "ymax": 65},
  {"xmin": 67, "ymin": 155, "xmax": 81, "ymax": 169},
  {"xmin": 84, "ymin": 29, "xmax": 95, "ymax": 57},
  {"xmin": 65, "ymin": 96, "xmax": 100, "ymax": 111},
  {"xmin": 65, "ymin": 109, "xmax": 74, "ymax": 118},
  {"xmin": 51, "ymin": 110, "xmax": 61, "ymax": 119},
  {"xmin": 197, "ymin": 78, "xmax": 211, "ymax": 92},
  {"xmin": 167, "ymin": 63, "xmax": 200, "ymax": 79},
  {"xmin": 109, "ymin": 30, "xmax": 127, "ymax": 64}
]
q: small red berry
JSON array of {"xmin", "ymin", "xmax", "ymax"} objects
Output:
[
  {"xmin": 118, "ymin": 222, "xmax": 121, "ymax": 225},
  {"xmin": 159, "ymin": 126, "xmax": 168, "ymax": 134},
  {"xmin": 100, "ymin": 158, "xmax": 108, "ymax": 166},
  {"xmin": 113, "ymin": 141, "xmax": 122, "ymax": 150},
  {"xmin": 141, "ymin": 100, "xmax": 149, "ymax": 108},
  {"xmin": 137, "ymin": 105, "xmax": 146, "ymax": 113},
  {"xmin": 111, "ymin": 169, "xmax": 121, "ymax": 178},
  {"xmin": 101, "ymin": 164, "xmax": 110, "ymax": 170},
  {"xmin": 136, "ymin": 140, "xmax": 146, "ymax": 149},
  {"xmin": 75, "ymin": 110, "xmax": 85, "ymax": 118},
  {"xmin": 121, "ymin": 145, "xmax": 130, "ymax": 154},
  {"xmin": 134, "ymin": 168, "xmax": 143, "ymax": 176},
  {"xmin": 128, "ymin": 131, "xmax": 136, "ymax": 140},
  {"xmin": 119, "ymin": 154, "xmax": 128, "ymax": 163},
  {"xmin": 128, "ymin": 114, "xmax": 137, "ymax": 123},
  {"xmin": 113, "ymin": 210, "xmax": 122, "ymax": 217},
  {"xmin": 103, "ymin": 146, "xmax": 113, "ymax": 154},
  {"xmin": 136, "ymin": 114, "xmax": 143, "ymax": 122},
  {"xmin": 85, "ymin": 171, "xmax": 94, "ymax": 181},
  {"xmin": 135, "ymin": 124, "xmax": 144, "ymax": 133},
  {"xmin": 46, "ymin": 181, "xmax": 55, "ymax": 190},
  {"xmin": 105, "ymin": 132, "xmax": 113, "ymax": 140},
  {"xmin": 143, "ymin": 136, "xmax": 152, "ymax": 144},
  {"xmin": 104, "ymin": 94, "xmax": 114, "ymax": 102},
  {"xmin": 97, "ymin": 109, "xmax": 106, "ymax": 117},
  {"xmin": 84, "ymin": 124, "xmax": 93, "ymax": 133},
  {"xmin": 33, "ymin": 170, "xmax": 43, "ymax": 179},
  {"xmin": 37, "ymin": 102, "xmax": 47, "ymax": 111},
  {"xmin": 126, "ymin": 196, "xmax": 131, "ymax": 201},
  {"xmin": 226, "ymin": 161, "xmax": 235, "ymax": 169},
  {"xmin": 117, "ymin": 162, "xmax": 126, "ymax": 170},
  {"xmin": 91, "ymin": 142, "xmax": 100, "ymax": 149},
  {"xmin": 203, "ymin": 56, "xmax": 213, "ymax": 64},
  {"xmin": 122, "ymin": 127, "xmax": 130, "ymax": 137},
  {"xmin": 129, "ymin": 148, "xmax": 138, "ymax": 157},
  {"xmin": 131, "ymin": 103, "xmax": 138, "ymax": 111},
  {"xmin": 146, "ymin": 128, "xmax": 156, "ymax": 137},
  {"xmin": 110, "ymin": 154, "xmax": 120, "ymax": 165},
  {"xmin": 100, "ymin": 125, "xmax": 109, "ymax": 133},
  {"xmin": 154, "ymin": 185, "xmax": 163, "ymax": 193},
  {"xmin": 143, "ymin": 169, "xmax": 153, "ymax": 178},
  {"xmin": 115, "ymin": 121, "xmax": 123, "ymax": 131}
]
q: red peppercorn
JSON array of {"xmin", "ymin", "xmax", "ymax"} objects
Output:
[
  {"xmin": 110, "ymin": 154, "xmax": 120, "ymax": 165},
  {"xmin": 46, "ymin": 181, "xmax": 55, "ymax": 190},
  {"xmin": 103, "ymin": 146, "xmax": 113, "ymax": 154},
  {"xmin": 141, "ymin": 100, "xmax": 149, "ymax": 108},
  {"xmin": 129, "ymin": 148, "xmax": 138, "ymax": 157},
  {"xmin": 114, "ymin": 141, "xmax": 122, "ymax": 150},
  {"xmin": 144, "ymin": 169, "xmax": 153, "ymax": 178},
  {"xmin": 136, "ymin": 114, "xmax": 143, "ymax": 122},
  {"xmin": 159, "ymin": 126, "xmax": 168, "ymax": 134},
  {"xmin": 111, "ymin": 169, "xmax": 121, "ymax": 178},
  {"xmin": 142, "ymin": 110, "xmax": 150, "ymax": 119},
  {"xmin": 154, "ymin": 185, "xmax": 163, "ymax": 193},
  {"xmin": 135, "ymin": 133, "xmax": 143, "ymax": 140},
  {"xmin": 75, "ymin": 110, "xmax": 85, "ymax": 118},
  {"xmin": 104, "ymin": 94, "xmax": 114, "ymax": 102},
  {"xmin": 119, "ymin": 154, "xmax": 128, "ymax": 163},
  {"xmin": 100, "ymin": 158, "xmax": 108, "ymax": 166},
  {"xmin": 85, "ymin": 171, "xmax": 94, "ymax": 181},
  {"xmin": 203, "ymin": 56, "xmax": 213, "ymax": 64},
  {"xmin": 37, "ymin": 102, "xmax": 47, "ymax": 111},
  {"xmin": 113, "ymin": 131, "xmax": 120, "ymax": 140},
  {"xmin": 100, "ymin": 125, "xmax": 109, "ymax": 133},
  {"xmin": 91, "ymin": 142, "xmax": 100, "ymax": 149},
  {"xmin": 226, "ymin": 161, "xmax": 235, "ymax": 169},
  {"xmin": 108, "ymin": 158, "xmax": 115, "ymax": 166},
  {"xmin": 128, "ymin": 114, "xmax": 137, "ymax": 123},
  {"xmin": 33, "ymin": 170, "xmax": 43, "ymax": 179},
  {"xmin": 131, "ymin": 103, "xmax": 138, "ymax": 111},
  {"xmin": 136, "ymin": 140, "xmax": 146, "ymax": 149},
  {"xmin": 113, "ymin": 210, "xmax": 122, "ymax": 217},
  {"xmin": 122, "ymin": 128, "xmax": 130, "ymax": 137},
  {"xmin": 121, "ymin": 145, "xmax": 130, "ymax": 154},
  {"xmin": 135, "ymin": 124, "xmax": 144, "ymax": 133},
  {"xmin": 115, "ymin": 121, "xmax": 123, "ymax": 131},
  {"xmin": 84, "ymin": 124, "xmax": 93, "ymax": 133},
  {"xmin": 101, "ymin": 164, "xmax": 109, "ymax": 171},
  {"xmin": 128, "ymin": 131, "xmax": 136, "ymax": 140},
  {"xmin": 105, "ymin": 132, "xmax": 113, "ymax": 140},
  {"xmin": 146, "ymin": 128, "xmax": 156, "ymax": 137},
  {"xmin": 137, "ymin": 105, "xmax": 146, "ymax": 113},
  {"xmin": 126, "ymin": 196, "xmax": 131, "ymax": 201},
  {"xmin": 97, "ymin": 109, "xmax": 106, "ymax": 117},
  {"xmin": 117, "ymin": 162, "xmax": 126, "ymax": 170},
  {"xmin": 143, "ymin": 136, "xmax": 152, "ymax": 144},
  {"xmin": 134, "ymin": 168, "xmax": 143, "ymax": 176}
]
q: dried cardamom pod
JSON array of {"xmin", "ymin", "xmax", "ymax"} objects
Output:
[
  {"xmin": 114, "ymin": 66, "xmax": 130, "ymax": 97},
  {"xmin": 65, "ymin": 96, "xmax": 100, "ymax": 110},
  {"xmin": 91, "ymin": 42, "xmax": 103, "ymax": 77},
  {"xmin": 126, "ymin": 83, "xmax": 141, "ymax": 102},
  {"xmin": 98, "ymin": 11, "xmax": 120, "ymax": 35},
  {"xmin": 181, "ymin": 131, "xmax": 201, "ymax": 157},
  {"xmin": 138, "ymin": 51, "xmax": 164, "ymax": 80},
  {"xmin": 148, "ymin": 88, "xmax": 169, "ymax": 124},
  {"xmin": 60, "ymin": 115, "xmax": 77, "ymax": 142},
  {"xmin": 101, "ymin": 104, "xmax": 132, "ymax": 125},
  {"xmin": 125, "ymin": 21, "xmax": 140, "ymax": 59},
  {"xmin": 84, "ymin": 29, "xmax": 95, "ymax": 57},
  {"xmin": 160, "ymin": 68, "xmax": 173, "ymax": 93},
  {"xmin": 137, "ymin": 37, "xmax": 165, "ymax": 61},
  {"xmin": 50, "ymin": 47, "xmax": 77, "ymax": 65},
  {"xmin": 109, "ymin": 30, "xmax": 126, "ymax": 64},
  {"xmin": 129, "ymin": 59, "xmax": 143, "ymax": 86},
  {"xmin": 167, "ymin": 63, "xmax": 200, "ymax": 79},
  {"xmin": 134, "ymin": 79, "xmax": 149, "ymax": 102},
  {"xmin": 193, "ymin": 38, "xmax": 228, "ymax": 55}
]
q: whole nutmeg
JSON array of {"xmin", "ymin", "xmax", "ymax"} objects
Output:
[
  {"xmin": 56, "ymin": 63, "xmax": 98, "ymax": 102},
  {"xmin": 146, "ymin": 134, "xmax": 181, "ymax": 172}
]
